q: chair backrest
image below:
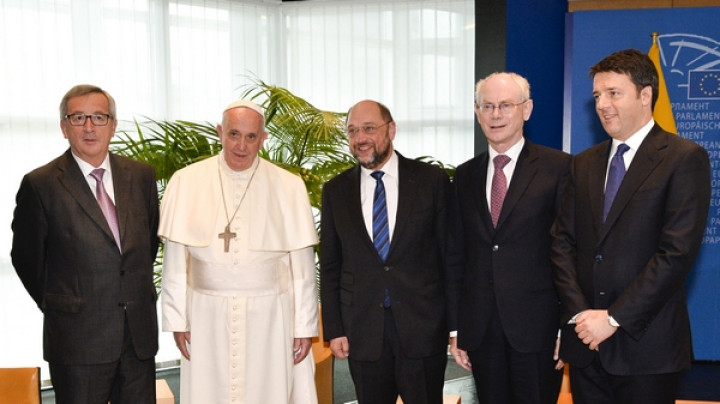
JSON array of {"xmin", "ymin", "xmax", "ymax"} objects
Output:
[{"xmin": 0, "ymin": 367, "xmax": 41, "ymax": 404}]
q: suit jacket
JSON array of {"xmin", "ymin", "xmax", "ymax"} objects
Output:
[
  {"xmin": 448, "ymin": 140, "xmax": 570, "ymax": 353},
  {"xmin": 11, "ymin": 149, "xmax": 160, "ymax": 365},
  {"xmin": 320, "ymin": 152, "xmax": 451, "ymax": 361},
  {"xmin": 551, "ymin": 124, "xmax": 711, "ymax": 375}
]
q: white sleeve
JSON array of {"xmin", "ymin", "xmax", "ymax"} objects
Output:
[
  {"xmin": 290, "ymin": 246, "xmax": 319, "ymax": 338},
  {"xmin": 161, "ymin": 239, "xmax": 190, "ymax": 332}
]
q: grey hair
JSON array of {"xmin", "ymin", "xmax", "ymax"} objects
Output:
[{"xmin": 474, "ymin": 72, "xmax": 531, "ymax": 104}]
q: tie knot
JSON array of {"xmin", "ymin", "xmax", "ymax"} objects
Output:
[
  {"xmin": 615, "ymin": 143, "xmax": 630, "ymax": 157},
  {"xmin": 493, "ymin": 155, "xmax": 511, "ymax": 170},
  {"xmin": 371, "ymin": 171, "xmax": 385, "ymax": 181},
  {"xmin": 90, "ymin": 168, "xmax": 105, "ymax": 182}
]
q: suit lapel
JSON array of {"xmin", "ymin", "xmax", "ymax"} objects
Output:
[
  {"xmin": 588, "ymin": 141, "xmax": 611, "ymax": 238},
  {"xmin": 496, "ymin": 142, "xmax": 537, "ymax": 230},
  {"xmin": 600, "ymin": 127, "xmax": 666, "ymax": 240},
  {"xmin": 391, "ymin": 154, "xmax": 416, "ymax": 257},
  {"xmin": 110, "ymin": 154, "xmax": 132, "ymax": 249},
  {"xmin": 57, "ymin": 150, "xmax": 117, "ymax": 244},
  {"xmin": 469, "ymin": 153, "xmax": 494, "ymax": 231},
  {"xmin": 345, "ymin": 165, "xmax": 375, "ymax": 250}
]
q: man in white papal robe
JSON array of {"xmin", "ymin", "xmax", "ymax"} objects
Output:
[{"xmin": 159, "ymin": 100, "xmax": 319, "ymax": 404}]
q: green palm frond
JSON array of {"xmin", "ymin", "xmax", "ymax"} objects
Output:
[
  {"xmin": 416, "ymin": 155, "xmax": 456, "ymax": 180},
  {"xmin": 112, "ymin": 118, "xmax": 221, "ymax": 196},
  {"xmin": 241, "ymin": 77, "xmax": 351, "ymax": 169}
]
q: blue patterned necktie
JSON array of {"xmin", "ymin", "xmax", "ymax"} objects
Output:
[
  {"xmin": 371, "ymin": 171, "xmax": 391, "ymax": 308},
  {"xmin": 603, "ymin": 143, "xmax": 630, "ymax": 223},
  {"xmin": 371, "ymin": 171, "xmax": 390, "ymax": 261}
]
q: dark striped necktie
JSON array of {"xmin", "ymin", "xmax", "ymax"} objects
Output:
[{"xmin": 371, "ymin": 171, "xmax": 390, "ymax": 261}]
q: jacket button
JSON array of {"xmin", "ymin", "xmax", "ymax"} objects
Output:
[
  {"xmin": 595, "ymin": 254, "xmax": 603, "ymax": 262},
  {"xmin": 492, "ymin": 245, "xmax": 499, "ymax": 252},
  {"xmin": 384, "ymin": 266, "xmax": 391, "ymax": 272}
]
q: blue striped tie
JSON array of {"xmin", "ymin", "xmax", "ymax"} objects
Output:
[
  {"xmin": 371, "ymin": 171, "xmax": 391, "ymax": 308},
  {"xmin": 371, "ymin": 171, "xmax": 390, "ymax": 261}
]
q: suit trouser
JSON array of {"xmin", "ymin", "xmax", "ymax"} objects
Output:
[
  {"xmin": 348, "ymin": 307, "xmax": 446, "ymax": 404},
  {"xmin": 466, "ymin": 303, "xmax": 563, "ymax": 404},
  {"xmin": 569, "ymin": 355, "xmax": 680, "ymax": 404},
  {"xmin": 49, "ymin": 316, "xmax": 156, "ymax": 404}
]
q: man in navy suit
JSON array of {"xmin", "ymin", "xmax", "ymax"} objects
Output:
[
  {"xmin": 552, "ymin": 49, "xmax": 711, "ymax": 403},
  {"xmin": 447, "ymin": 72, "xmax": 569, "ymax": 404},
  {"xmin": 321, "ymin": 100, "xmax": 451, "ymax": 404},
  {"xmin": 12, "ymin": 84, "xmax": 159, "ymax": 404}
]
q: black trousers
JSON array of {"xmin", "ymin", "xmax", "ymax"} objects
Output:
[
  {"xmin": 50, "ymin": 317, "xmax": 155, "ymax": 404},
  {"xmin": 348, "ymin": 308, "xmax": 447, "ymax": 404},
  {"xmin": 569, "ymin": 354, "xmax": 681, "ymax": 404},
  {"xmin": 466, "ymin": 303, "xmax": 563, "ymax": 404}
]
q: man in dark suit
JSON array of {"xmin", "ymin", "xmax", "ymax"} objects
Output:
[
  {"xmin": 447, "ymin": 72, "xmax": 569, "ymax": 404},
  {"xmin": 11, "ymin": 84, "xmax": 160, "ymax": 404},
  {"xmin": 551, "ymin": 49, "xmax": 711, "ymax": 404},
  {"xmin": 321, "ymin": 100, "xmax": 451, "ymax": 404}
]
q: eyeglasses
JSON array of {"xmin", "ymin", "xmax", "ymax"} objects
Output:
[
  {"xmin": 346, "ymin": 121, "xmax": 391, "ymax": 136},
  {"xmin": 477, "ymin": 100, "xmax": 527, "ymax": 115},
  {"xmin": 64, "ymin": 113, "xmax": 113, "ymax": 126}
]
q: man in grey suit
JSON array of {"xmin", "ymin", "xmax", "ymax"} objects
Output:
[
  {"xmin": 321, "ymin": 100, "xmax": 451, "ymax": 404},
  {"xmin": 448, "ymin": 72, "xmax": 569, "ymax": 404},
  {"xmin": 11, "ymin": 84, "xmax": 159, "ymax": 404},
  {"xmin": 552, "ymin": 49, "xmax": 711, "ymax": 403}
]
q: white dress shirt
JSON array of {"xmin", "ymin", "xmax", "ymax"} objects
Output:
[
  {"xmin": 72, "ymin": 152, "xmax": 116, "ymax": 203},
  {"xmin": 486, "ymin": 137, "xmax": 525, "ymax": 208},
  {"xmin": 604, "ymin": 119, "xmax": 654, "ymax": 191},
  {"xmin": 360, "ymin": 151, "xmax": 399, "ymax": 243}
]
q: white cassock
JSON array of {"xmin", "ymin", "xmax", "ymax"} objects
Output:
[{"xmin": 159, "ymin": 154, "xmax": 319, "ymax": 404}]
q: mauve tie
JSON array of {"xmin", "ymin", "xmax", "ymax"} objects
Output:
[{"xmin": 90, "ymin": 168, "xmax": 121, "ymax": 251}]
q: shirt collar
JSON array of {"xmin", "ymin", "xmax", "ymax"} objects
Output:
[
  {"xmin": 488, "ymin": 136, "xmax": 525, "ymax": 163},
  {"xmin": 360, "ymin": 150, "xmax": 399, "ymax": 179},
  {"xmin": 611, "ymin": 119, "xmax": 654, "ymax": 154},
  {"xmin": 72, "ymin": 151, "xmax": 111, "ymax": 178}
]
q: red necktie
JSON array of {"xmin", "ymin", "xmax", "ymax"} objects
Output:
[
  {"xmin": 90, "ymin": 168, "xmax": 122, "ymax": 251},
  {"xmin": 491, "ymin": 155, "xmax": 511, "ymax": 227}
]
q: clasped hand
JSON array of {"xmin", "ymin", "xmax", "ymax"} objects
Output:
[{"xmin": 574, "ymin": 309, "xmax": 618, "ymax": 351}]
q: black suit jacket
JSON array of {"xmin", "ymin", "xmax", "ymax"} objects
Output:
[
  {"xmin": 11, "ymin": 149, "xmax": 160, "ymax": 365},
  {"xmin": 448, "ymin": 140, "xmax": 570, "ymax": 353},
  {"xmin": 320, "ymin": 152, "xmax": 451, "ymax": 361},
  {"xmin": 552, "ymin": 124, "xmax": 711, "ymax": 374}
]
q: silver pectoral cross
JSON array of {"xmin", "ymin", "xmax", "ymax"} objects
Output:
[{"xmin": 218, "ymin": 224, "xmax": 237, "ymax": 253}]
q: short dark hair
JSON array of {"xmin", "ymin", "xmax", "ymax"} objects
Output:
[{"xmin": 589, "ymin": 49, "xmax": 659, "ymax": 110}]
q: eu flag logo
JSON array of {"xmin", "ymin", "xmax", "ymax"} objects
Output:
[{"xmin": 688, "ymin": 70, "xmax": 720, "ymax": 100}]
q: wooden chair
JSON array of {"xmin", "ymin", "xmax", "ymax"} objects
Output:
[
  {"xmin": 0, "ymin": 367, "xmax": 41, "ymax": 404},
  {"xmin": 313, "ymin": 305, "xmax": 334, "ymax": 404}
]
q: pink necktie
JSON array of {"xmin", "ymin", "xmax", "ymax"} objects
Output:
[
  {"xmin": 90, "ymin": 168, "xmax": 121, "ymax": 251},
  {"xmin": 491, "ymin": 155, "xmax": 511, "ymax": 228}
]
